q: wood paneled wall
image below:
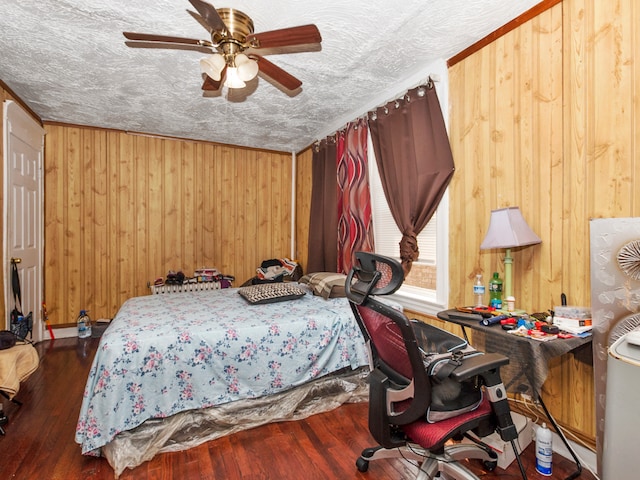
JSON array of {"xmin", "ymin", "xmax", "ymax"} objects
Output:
[
  {"xmin": 447, "ymin": 0, "xmax": 640, "ymax": 441},
  {"xmin": 295, "ymin": 147, "xmax": 313, "ymax": 270},
  {"xmin": 44, "ymin": 125, "xmax": 293, "ymax": 324}
]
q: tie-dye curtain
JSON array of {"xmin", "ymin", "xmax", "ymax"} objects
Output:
[
  {"xmin": 368, "ymin": 80, "xmax": 454, "ymax": 275},
  {"xmin": 336, "ymin": 118, "xmax": 375, "ymax": 273},
  {"xmin": 307, "ymin": 138, "xmax": 338, "ymax": 273}
]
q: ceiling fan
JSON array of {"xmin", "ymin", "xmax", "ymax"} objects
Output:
[{"xmin": 123, "ymin": 0, "xmax": 322, "ymax": 93}]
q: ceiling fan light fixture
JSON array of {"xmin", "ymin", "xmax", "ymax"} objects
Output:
[
  {"xmin": 235, "ymin": 53, "xmax": 259, "ymax": 82},
  {"xmin": 200, "ymin": 53, "xmax": 225, "ymax": 81},
  {"xmin": 224, "ymin": 67, "xmax": 246, "ymax": 89}
]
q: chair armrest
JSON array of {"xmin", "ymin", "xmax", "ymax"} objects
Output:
[{"xmin": 451, "ymin": 353, "xmax": 509, "ymax": 382}]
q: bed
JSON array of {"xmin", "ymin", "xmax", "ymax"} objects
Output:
[{"xmin": 75, "ymin": 283, "xmax": 371, "ymax": 475}]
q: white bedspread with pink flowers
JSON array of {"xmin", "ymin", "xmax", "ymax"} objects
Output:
[{"xmin": 75, "ymin": 286, "xmax": 368, "ymax": 456}]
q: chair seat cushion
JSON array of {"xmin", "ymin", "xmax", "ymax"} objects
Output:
[{"xmin": 401, "ymin": 395, "xmax": 493, "ymax": 450}]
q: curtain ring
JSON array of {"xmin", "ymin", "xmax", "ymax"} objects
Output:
[
  {"xmin": 417, "ymin": 87, "xmax": 426, "ymax": 97},
  {"xmin": 369, "ymin": 111, "xmax": 377, "ymax": 121},
  {"xmin": 426, "ymin": 77, "xmax": 434, "ymax": 89},
  {"xmin": 394, "ymin": 100, "xmax": 400, "ymax": 109},
  {"xmin": 383, "ymin": 106, "xmax": 389, "ymax": 115}
]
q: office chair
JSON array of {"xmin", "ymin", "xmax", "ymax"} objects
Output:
[{"xmin": 346, "ymin": 252, "xmax": 527, "ymax": 479}]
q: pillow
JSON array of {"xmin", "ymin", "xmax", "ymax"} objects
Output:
[
  {"xmin": 238, "ymin": 283, "xmax": 307, "ymax": 305},
  {"xmin": 299, "ymin": 272, "xmax": 348, "ymax": 299}
]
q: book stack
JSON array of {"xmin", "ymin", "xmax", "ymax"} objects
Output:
[
  {"xmin": 552, "ymin": 306, "xmax": 592, "ymax": 334},
  {"xmin": 194, "ymin": 267, "xmax": 220, "ymax": 282}
]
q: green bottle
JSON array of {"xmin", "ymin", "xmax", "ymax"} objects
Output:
[{"xmin": 489, "ymin": 272, "xmax": 503, "ymax": 309}]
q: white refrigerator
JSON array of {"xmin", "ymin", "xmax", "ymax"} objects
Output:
[{"xmin": 602, "ymin": 332, "xmax": 640, "ymax": 479}]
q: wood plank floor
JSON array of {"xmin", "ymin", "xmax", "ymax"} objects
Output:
[{"xmin": 0, "ymin": 338, "xmax": 597, "ymax": 479}]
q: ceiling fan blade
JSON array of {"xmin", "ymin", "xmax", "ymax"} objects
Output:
[
  {"xmin": 202, "ymin": 76, "xmax": 221, "ymax": 91},
  {"xmin": 202, "ymin": 67, "xmax": 226, "ymax": 91},
  {"xmin": 188, "ymin": 0, "xmax": 227, "ymax": 33},
  {"xmin": 123, "ymin": 32, "xmax": 210, "ymax": 46},
  {"xmin": 252, "ymin": 55, "xmax": 302, "ymax": 91},
  {"xmin": 187, "ymin": 9, "xmax": 213, "ymax": 34},
  {"xmin": 124, "ymin": 41, "xmax": 212, "ymax": 54},
  {"xmin": 247, "ymin": 25, "xmax": 321, "ymax": 49}
]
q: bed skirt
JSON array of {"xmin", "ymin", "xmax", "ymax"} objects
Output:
[{"xmin": 102, "ymin": 367, "xmax": 369, "ymax": 477}]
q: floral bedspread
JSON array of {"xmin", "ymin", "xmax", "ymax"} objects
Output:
[{"xmin": 75, "ymin": 287, "xmax": 369, "ymax": 456}]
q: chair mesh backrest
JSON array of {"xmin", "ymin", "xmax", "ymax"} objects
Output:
[
  {"xmin": 346, "ymin": 252, "xmax": 414, "ymax": 380},
  {"xmin": 356, "ymin": 305, "xmax": 413, "ymax": 379},
  {"xmin": 374, "ymin": 261, "xmax": 394, "ymax": 289}
]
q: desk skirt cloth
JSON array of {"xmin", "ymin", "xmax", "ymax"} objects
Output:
[{"xmin": 436, "ymin": 310, "xmax": 591, "ymax": 397}]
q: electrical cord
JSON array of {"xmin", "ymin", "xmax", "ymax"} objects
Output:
[{"xmin": 510, "ymin": 395, "xmax": 601, "ymax": 480}]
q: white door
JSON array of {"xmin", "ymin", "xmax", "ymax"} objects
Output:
[{"xmin": 3, "ymin": 100, "xmax": 44, "ymax": 342}]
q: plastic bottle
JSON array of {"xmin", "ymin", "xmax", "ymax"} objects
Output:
[
  {"xmin": 77, "ymin": 310, "xmax": 92, "ymax": 339},
  {"xmin": 488, "ymin": 272, "xmax": 503, "ymax": 309},
  {"xmin": 535, "ymin": 422, "xmax": 553, "ymax": 476},
  {"xmin": 473, "ymin": 274, "xmax": 485, "ymax": 307}
]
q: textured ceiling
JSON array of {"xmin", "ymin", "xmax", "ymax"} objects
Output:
[{"xmin": 1, "ymin": 0, "xmax": 541, "ymax": 152}]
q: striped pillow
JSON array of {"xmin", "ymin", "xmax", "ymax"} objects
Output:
[
  {"xmin": 238, "ymin": 283, "xmax": 307, "ymax": 304},
  {"xmin": 299, "ymin": 272, "xmax": 347, "ymax": 299}
]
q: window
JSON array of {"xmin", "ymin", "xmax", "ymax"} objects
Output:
[{"xmin": 367, "ymin": 135, "xmax": 449, "ymax": 315}]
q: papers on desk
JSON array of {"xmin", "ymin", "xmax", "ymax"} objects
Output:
[
  {"xmin": 508, "ymin": 326, "xmax": 558, "ymax": 341},
  {"xmin": 508, "ymin": 324, "xmax": 592, "ymax": 340},
  {"xmin": 553, "ymin": 316, "xmax": 592, "ymax": 335}
]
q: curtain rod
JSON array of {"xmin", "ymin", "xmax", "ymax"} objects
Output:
[{"xmin": 314, "ymin": 74, "xmax": 441, "ymax": 147}]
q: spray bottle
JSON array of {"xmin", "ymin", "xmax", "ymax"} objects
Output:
[{"xmin": 535, "ymin": 422, "xmax": 553, "ymax": 476}]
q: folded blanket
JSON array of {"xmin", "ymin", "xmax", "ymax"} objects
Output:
[{"xmin": 0, "ymin": 343, "xmax": 39, "ymax": 399}]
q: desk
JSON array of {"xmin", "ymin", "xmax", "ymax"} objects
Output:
[
  {"xmin": 437, "ymin": 309, "xmax": 591, "ymax": 480},
  {"xmin": 436, "ymin": 310, "xmax": 592, "ymax": 397}
]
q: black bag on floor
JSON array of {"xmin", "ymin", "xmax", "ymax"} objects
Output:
[{"xmin": 9, "ymin": 261, "xmax": 32, "ymax": 340}]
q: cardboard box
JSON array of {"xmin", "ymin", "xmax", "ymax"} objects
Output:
[{"xmin": 462, "ymin": 412, "xmax": 533, "ymax": 469}]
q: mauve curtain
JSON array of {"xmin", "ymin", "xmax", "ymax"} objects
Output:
[
  {"xmin": 336, "ymin": 118, "xmax": 374, "ymax": 273},
  {"xmin": 307, "ymin": 138, "xmax": 338, "ymax": 273},
  {"xmin": 368, "ymin": 81, "xmax": 454, "ymax": 274}
]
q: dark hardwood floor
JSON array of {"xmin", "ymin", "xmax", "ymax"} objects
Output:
[{"xmin": 0, "ymin": 338, "xmax": 596, "ymax": 479}]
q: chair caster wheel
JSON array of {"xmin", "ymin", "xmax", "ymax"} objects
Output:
[
  {"xmin": 483, "ymin": 459, "xmax": 498, "ymax": 471},
  {"xmin": 356, "ymin": 457, "xmax": 370, "ymax": 472}
]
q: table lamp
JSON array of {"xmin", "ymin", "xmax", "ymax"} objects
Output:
[{"xmin": 480, "ymin": 207, "xmax": 541, "ymax": 299}]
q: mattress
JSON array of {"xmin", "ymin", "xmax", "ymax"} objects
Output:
[{"xmin": 75, "ymin": 286, "xmax": 370, "ymax": 458}]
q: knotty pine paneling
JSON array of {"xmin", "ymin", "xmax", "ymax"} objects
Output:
[
  {"xmin": 44, "ymin": 125, "xmax": 293, "ymax": 324},
  {"xmin": 447, "ymin": 0, "xmax": 640, "ymax": 442},
  {"xmin": 295, "ymin": 147, "xmax": 313, "ymax": 271}
]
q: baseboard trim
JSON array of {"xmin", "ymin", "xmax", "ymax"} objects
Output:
[{"xmin": 45, "ymin": 326, "xmax": 78, "ymax": 340}]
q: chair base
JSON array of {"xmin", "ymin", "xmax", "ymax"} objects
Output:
[{"xmin": 356, "ymin": 441, "xmax": 498, "ymax": 480}]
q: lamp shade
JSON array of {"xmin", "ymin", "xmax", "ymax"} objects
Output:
[
  {"xmin": 200, "ymin": 54, "xmax": 226, "ymax": 81},
  {"xmin": 235, "ymin": 54, "xmax": 259, "ymax": 82},
  {"xmin": 480, "ymin": 207, "xmax": 541, "ymax": 250}
]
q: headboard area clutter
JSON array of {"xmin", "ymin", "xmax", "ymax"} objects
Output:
[
  {"xmin": 241, "ymin": 258, "xmax": 303, "ymax": 286},
  {"xmin": 239, "ymin": 265, "xmax": 349, "ymax": 305},
  {"xmin": 149, "ymin": 267, "xmax": 235, "ymax": 294}
]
